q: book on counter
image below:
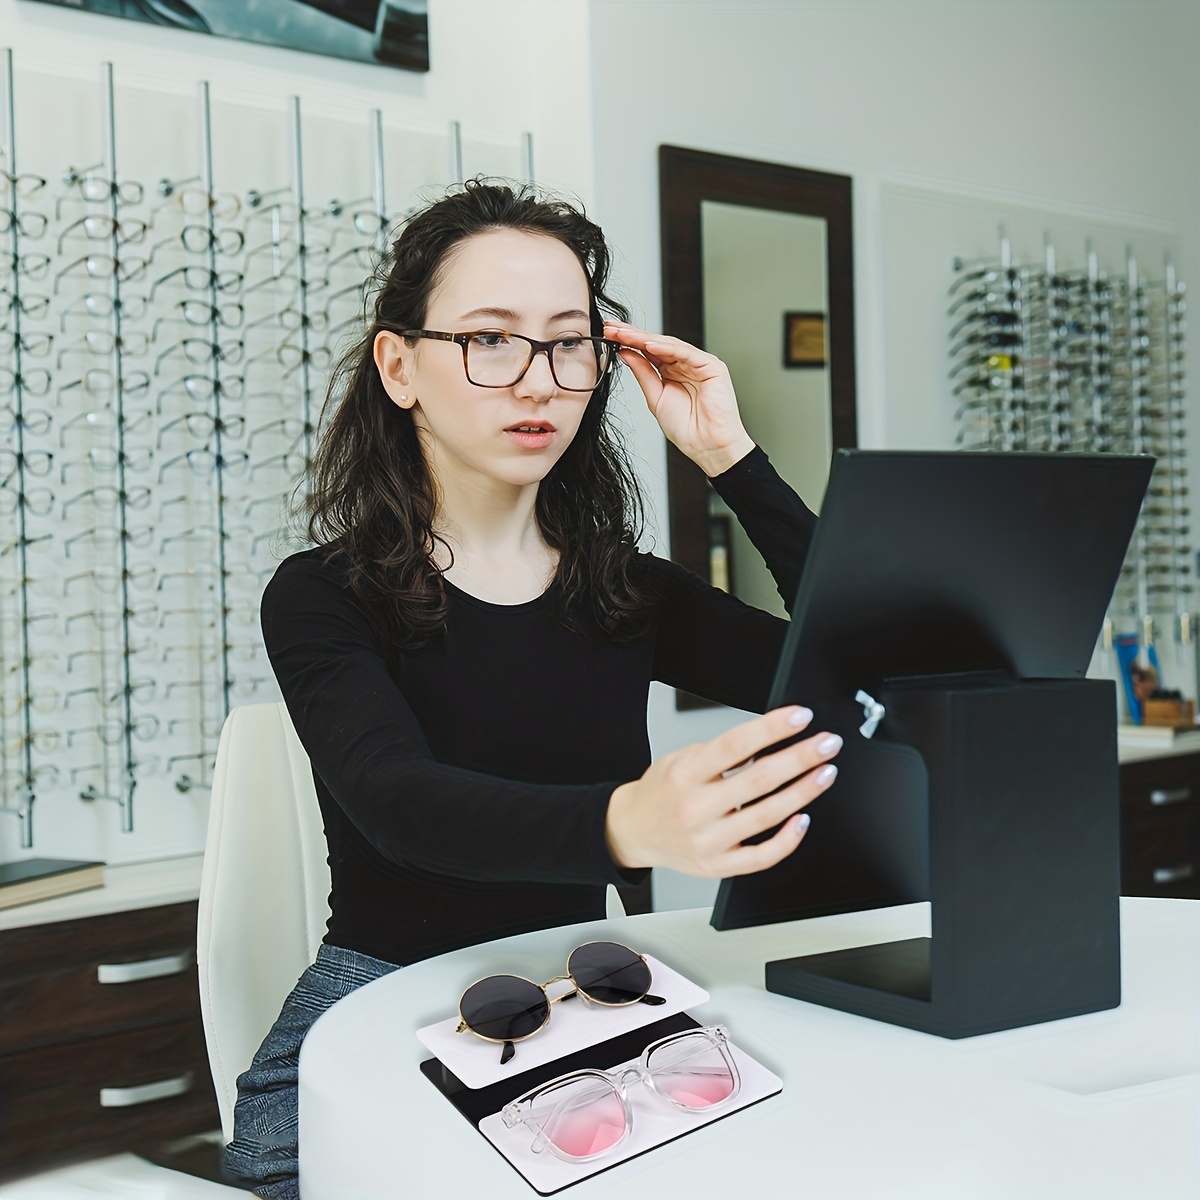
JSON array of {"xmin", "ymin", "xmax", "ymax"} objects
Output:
[{"xmin": 0, "ymin": 857, "xmax": 106, "ymax": 910}]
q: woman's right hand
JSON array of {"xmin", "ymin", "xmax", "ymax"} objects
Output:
[{"xmin": 604, "ymin": 705, "xmax": 842, "ymax": 878}]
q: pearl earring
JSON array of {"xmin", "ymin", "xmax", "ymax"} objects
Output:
[{"xmin": 399, "ymin": 394, "xmax": 408, "ymax": 402}]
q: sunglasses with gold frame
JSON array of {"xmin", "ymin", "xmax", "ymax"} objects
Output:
[{"xmin": 455, "ymin": 940, "xmax": 666, "ymax": 1064}]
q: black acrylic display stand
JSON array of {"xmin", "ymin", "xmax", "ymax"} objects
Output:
[{"xmin": 766, "ymin": 675, "xmax": 1122, "ymax": 1038}]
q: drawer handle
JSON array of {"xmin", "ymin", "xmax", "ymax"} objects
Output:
[
  {"xmin": 1150, "ymin": 787, "xmax": 1192, "ymax": 806},
  {"xmin": 97, "ymin": 951, "xmax": 191, "ymax": 985},
  {"xmin": 99, "ymin": 1071, "xmax": 193, "ymax": 1108},
  {"xmin": 1152, "ymin": 864, "xmax": 1195, "ymax": 885}
]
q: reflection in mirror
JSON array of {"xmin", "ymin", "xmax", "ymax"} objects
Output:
[{"xmin": 701, "ymin": 201, "xmax": 832, "ymax": 619}]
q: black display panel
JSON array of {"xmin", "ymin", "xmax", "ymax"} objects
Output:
[{"xmin": 712, "ymin": 449, "xmax": 1154, "ymax": 932}]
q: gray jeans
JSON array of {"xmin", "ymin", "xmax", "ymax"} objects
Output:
[{"xmin": 220, "ymin": 943, "xmax": 403, "ymax": 1198}]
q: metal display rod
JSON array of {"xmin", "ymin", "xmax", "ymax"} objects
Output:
[
  {"xmin": 199, "ymin": 80, "xmax": 233, "ymax": 721},
  {"xmin": 371, "ymin": 107, "xmax": 388, "ymax": 256},
  {"xmin": 63, "ymin": 63, "xmax": 141, "ymax": 827},
  {"xmin": 290, "ymin": 96, "xmax": 315, "ymax": 473},
  {"xmin": 523, "ymin": 131, "xmax": 535, "ymax": 185},
  {"xmin": 103, "ymin": 59, "xmax": 137, "ymax": 833},
  {"xmin": 450, "ymin": 119, "xmax": 464, "ymax": 185},
  {"xmin": 0, "ymin": 48, "xmax": 35, "ymax": 847}
]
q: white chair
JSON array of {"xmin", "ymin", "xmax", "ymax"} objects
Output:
[
  {"xmin": 196, "ymin": 698, "xmax": 627, "ymax": 1142},
  {"xmin": 196, "ymin": 700, "xmax": 332, "ymax": 1144}
]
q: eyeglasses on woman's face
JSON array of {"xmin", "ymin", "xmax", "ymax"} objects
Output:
[{"xmin": 397, "ymin": 328, "xmax": 618, "ymax": 393}]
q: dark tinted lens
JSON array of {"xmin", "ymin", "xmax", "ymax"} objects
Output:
[
  {"xmin": 459, "ymin": 975, "xmax": 549, "ymax": 1042},
  {"xmin": 567, "ymin": 942, "xmax": 651, "ymax": 1005}
]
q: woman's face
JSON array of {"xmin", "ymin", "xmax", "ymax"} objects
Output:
[{"xmin": 375, "ymin": 227, "xmax": 597, "ymax": 490}]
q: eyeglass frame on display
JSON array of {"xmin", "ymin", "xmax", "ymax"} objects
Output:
[
  {"xmin": 56, "ymin": 213, "xmax": 149, "ymax": 257},
  {"xmin": 499, "ymin": 1024, "xmax": 741, "ymax": 1165}
]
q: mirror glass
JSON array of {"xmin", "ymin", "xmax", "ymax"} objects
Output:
[
  {"xmin": 658, "ymin": 145, "xmax": 855, "ymax": 710},
  {"xmin": 700, "ymin": 200, "xmax": 832, "ymax": 619}
]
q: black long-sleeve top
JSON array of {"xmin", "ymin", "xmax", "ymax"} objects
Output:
[{"xmin": 260, "ymin": 443, "xmax": 817, "ymax": 967}]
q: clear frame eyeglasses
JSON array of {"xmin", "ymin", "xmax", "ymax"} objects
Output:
[
  {"xmin": 500, "ymin": 1025, "xmax": 740, "ymax": 1163},
  {"xmin": 396, "ymin": 328, "xmax": 618, "ymax": 392}
]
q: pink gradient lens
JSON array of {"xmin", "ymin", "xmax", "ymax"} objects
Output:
[
  {"xmin": 647, "ymin": 1036, "xmax": 737, "ymax": 1110},
  {"xmin": 657, "ymin": 1069, "xmax": 735, "ymax": 1108},
  {"xmin": 542, "ymin": 1080, "xmax": 627, "ymax": 1159}
]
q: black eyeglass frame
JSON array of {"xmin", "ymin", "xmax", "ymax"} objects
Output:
[{"xmin": 395, "ymin": 328, "xmax": 619, "ymax": 392}]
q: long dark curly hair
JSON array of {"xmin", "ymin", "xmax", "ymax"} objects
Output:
[{"xmin": 306, "ymin": 178, "xmax": 656, "ymax": 650}]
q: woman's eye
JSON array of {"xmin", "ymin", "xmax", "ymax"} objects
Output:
[
  {"xmin": 470, "ymin": 332, "xmax": 509, "ymax": 349},
  {"xmin": 555, "ymin": 337, "xmax": 584, "ymax": 353}
]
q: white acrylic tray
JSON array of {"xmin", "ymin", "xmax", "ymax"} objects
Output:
[
  {"xmin": 478, "ymin": 1037, "xmax": 783, "ymax": 1195},
  {"xmin": 416, "ymin": 955, "xmax": 709, "ymax": 1090}
]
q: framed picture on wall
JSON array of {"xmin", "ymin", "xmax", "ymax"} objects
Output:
[
  {"xmin": 23, "ymin": 0, "xmax": 430, "ymax": 72},
  {"xmin": 783, "ymin": 311, "xmax": 827, "ymax": 368}
]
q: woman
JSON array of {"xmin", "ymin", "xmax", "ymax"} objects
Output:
[{"xmin": 222, "ymin": 179, "xmax": 841, "ymax": 1197}]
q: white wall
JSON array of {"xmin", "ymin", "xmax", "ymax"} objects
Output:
[{"xmin": 587, "ymin": 0, "xmax": 1200, "ymax": 908}]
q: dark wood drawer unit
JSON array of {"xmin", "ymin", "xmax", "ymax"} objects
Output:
[
  {"xmin": 0, "ymin": 1020, "xmax": 217, "ymax": 1166},
  {"xmin": 0, "ymin": 899, "xmax": 219, "ymax": 1179},
  {"xmin": 0, "ymin": 903, "xmax": 201, "ymax": 1055},
  {"xmin": 1119, "ymin": 753, "xmax": 1200, "ymax": 899}
]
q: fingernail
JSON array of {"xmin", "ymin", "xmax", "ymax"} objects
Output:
[
  {"xmin": 816, "ymin": 764, "xmax": 838, "ymax": 786},
  {"xmin": 816, "ymin": 734, "xmax": 843, "ymax": 756},
  {"xmin": 789, "ymin": 707, "xmax": 813, "ymax": 727},
  {"xmin": 792, "ymin": 813, "xmax": 811, "ymax": 835}
]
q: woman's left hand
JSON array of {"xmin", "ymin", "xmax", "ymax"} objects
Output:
[{"xmin": 604, "ymin": 320, "xmax": 755, "ymax": 478}]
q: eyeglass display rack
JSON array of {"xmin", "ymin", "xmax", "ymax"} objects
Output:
[
  {"xmin": 0, "ymin": 51, "xmax": 530, "ymax": 851},
  {"xmin": 949, "ymin": 229, "xmax": 1192, "ymax": 711}
]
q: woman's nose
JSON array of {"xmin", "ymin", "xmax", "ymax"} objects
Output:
[{"xmin": 514, "ymin": 348, "xmax": 557, "ymax": 398}]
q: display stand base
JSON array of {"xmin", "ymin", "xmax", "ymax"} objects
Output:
[{"xmin": 767, "ymin": 678, "xmax": 1122, "ymax": 1038}]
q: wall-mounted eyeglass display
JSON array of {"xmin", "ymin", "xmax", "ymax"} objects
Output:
[
  {"xmin": 0, "ymin": 50, "xmax": 529, "ymax": 851},
  {"xmin": 949, "ymin": 229, "xmax": 1190, "ymax": 721}
]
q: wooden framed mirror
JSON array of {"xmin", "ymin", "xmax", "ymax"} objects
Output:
[{"xmin": 658, "ymin": 145, "xmax": 859, "ymax": 710}]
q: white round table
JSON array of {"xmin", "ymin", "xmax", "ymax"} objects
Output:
[{"xmin": 298, "ymin": 898, "xmax": 1200, "ymax": 1199}]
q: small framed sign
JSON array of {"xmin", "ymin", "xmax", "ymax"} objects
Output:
[{"xmin": 784, "ymin": 311, "xmax": 827, "ymax": 368}]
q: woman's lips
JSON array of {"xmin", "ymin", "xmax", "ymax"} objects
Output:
[
  {"xmin": 505, "ymin": 428, "xmax": 555, "ymax": 448},
  {"xmin": 504, "ymin": 421, "xmax": 556, "ymax": 432}
]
